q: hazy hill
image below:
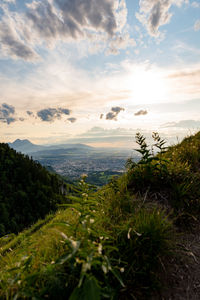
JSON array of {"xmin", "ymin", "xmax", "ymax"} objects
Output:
[
  {"xmin": 8, "ymin": 139, "xmax": 46, "ymax": 153},
  {"xmin": 8, "ymin": 139, "xmax": 93, "ymax": 154}
]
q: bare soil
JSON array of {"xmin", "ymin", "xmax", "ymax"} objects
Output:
[{"xmin": 155, "ymin": 224, "xmax": 200, "ymax": 300}]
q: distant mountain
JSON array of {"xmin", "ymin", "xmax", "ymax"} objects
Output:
[
  {"xmin": 8, "ymin": 139, "xmax": 45, "ymax": 153},
  {"xmin": 8, "ymin": 139, "xmax": 93, "ymax": 154},
  {"xmin": 31, "ymin": 147, "xmax": 93, "ymax": 158}
]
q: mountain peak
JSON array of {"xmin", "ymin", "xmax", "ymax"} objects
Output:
[{"xmin": 12, "ymin": 139, "xmax": 33, "ymax": 146}]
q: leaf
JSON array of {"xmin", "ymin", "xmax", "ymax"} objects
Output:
[
  {"xmin": 25, "ymin": 272, "xmax": 40, "ymax": 285},
  {"xmin": 56, "ymin": 253, "xmax": 73, "ymax": 265},
  {"xmin": 69, "ymin": 287, "xmax": 83, "ymax": 300},
  {"xmin": 111, "ymin": 268, "xmax": 125, "ymax": 288},
  {"xmin": 55, "ymin": 238, "xmax": 81, "ymax": 265},
  {"xmin": 70, "ymin": 276, "xmax": 101, "ymax": 300},
  {"xmin": 83, "ymin": 276, "xmax": 101, "ymax": 300}
]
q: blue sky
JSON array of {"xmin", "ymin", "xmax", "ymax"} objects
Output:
[{"xmin": 0, "ymin": 0, "xmax": 200, "ymax": 147}]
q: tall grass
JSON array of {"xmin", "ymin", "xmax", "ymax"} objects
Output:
[{"xmin": 0, "ymin": 171, "xmax": 175, "ymax": 299}]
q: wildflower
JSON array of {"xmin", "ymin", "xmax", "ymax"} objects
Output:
[
  {"xmin": 98, "ymin": 243, "xmax": 103, "ymax": 255},
  {"xmin": 102, "ymin": 264, "xmax": 108, "ymax": 274},
  {"xmin": 81, "ymin": 173, "xmax": 88, "ymax": 180},
  {"xmin": 127, "ymin": 228, "xmax": 132, "ymax": 239},
  {"xmin": 120, "ymin": 267, "xmax": 125, "ymax": 273},
  {"xmin": 90, "ymin": 218, "xmax": 95, "ymax": 224}
]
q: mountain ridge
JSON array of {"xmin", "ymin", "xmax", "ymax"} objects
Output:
[{"xmin": 8, "ymin": 139, "xmax": 93, "ymax": 154}]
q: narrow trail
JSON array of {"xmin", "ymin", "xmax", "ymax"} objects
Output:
[{"xmin": 157, "ymin": 224, "xmax": 200, "ymax": 300}]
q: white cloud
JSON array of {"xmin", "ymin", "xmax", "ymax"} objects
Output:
[
  {"xmin": 191, "ymin": 2, "xmax": 200, "ymax": 8},
  {"xmin": 136, "ymin": 0, "xmax": 188, "ymax": 37},
  {"xmin": 194, "ymin": 20, "xmax": 200, "ymax": 31}
]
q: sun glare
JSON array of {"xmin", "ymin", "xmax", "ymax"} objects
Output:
[{"xmin": 127, "ymin": 67, "xmax": 169, "ymax": 105}]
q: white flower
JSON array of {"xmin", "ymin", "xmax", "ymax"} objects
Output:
[
  {"xmin": 98, "ymin": 243, "xmax": 103, "ymax": 255},
  {"xmin": 127, "ymin": 228, "xmax": 132, "ymax": 239}
]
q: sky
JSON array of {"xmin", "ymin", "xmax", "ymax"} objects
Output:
[{"xmin": 0, "ymin": 0, "xmax": 200, "ymax": 148}]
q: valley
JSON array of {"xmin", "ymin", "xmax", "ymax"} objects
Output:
[{"xmin": 9, "ymin": 139, "xmax": 137, "ymax": 183}]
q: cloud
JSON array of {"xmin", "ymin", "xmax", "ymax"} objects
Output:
[
  {"xmin": 26, "ymin": 111, "xmax": 33, "ymax": 116},
  {"xmin": 107, "ymin": 33, "xmax": 136, "ymax": 55},
  {"xmin": 162, "ymin": 119, "xmax": 200, "ymax": 128},
  {"xmin": 105, "ymin": 112, "xmax": 117, "ymax": 120},
  {"xmin": 111, "ymin": 106, "xmax": 125, "ymax": 113},
  {"xmin": 2, "ymin": 0, "xmax": 15, "ymax": 3},
  {"xmin": 19, "ymin": 117, "xmax": 25, "ymax": 122},
  {"xmin": 0, "ymin": 16, "xmax": 38, "ymax": 61},
  {"xmin": 105, "ymin": 106, "xmax": 125, "ymax": 121},
  {"xmin": 67, "ymin": 117, "xmax": 76, "ymax": 123},
  {"xmin": 79, "ymin": 126, "xmax": 135, "ymax": 137},
  {"xmin": 134, "ymin": 109, "xmax": 148, "ymax": 116},
  {"xmin": 191, "ymin": 2, "xmax": 200, "ymax": 8},
  {"xmin": 136, "ymin": 0, "xmax": 188, "ymax": 37},
  {"xmin": 37, "ymin": 107, "xmax": 71, "ymax": 122},
  {"xmin": 24, "ymin": 0, "xmax": 120, "ymax": 47},
  {"xmin": 0, "ymin": 103, "xmax": 16, "ymax": 124},
  {"xmin": 168, "ymin": 69, "xmax": 200, "ymax": 78},
  {"xmin": 194, "ymin": 20, "xmax": 200, "ymax": 31},
  {"xmin": 0, "ymin": 0, "xmax": 133, "ymax": 60}
]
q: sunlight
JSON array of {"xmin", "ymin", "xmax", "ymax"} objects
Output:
[{"xmin": 127, "ymin": 67, "xmax": 169, "ymax": 105}]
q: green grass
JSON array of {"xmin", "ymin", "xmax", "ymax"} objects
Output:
[
  {"xmin": 1, "ymin": 131, "xmax": 200, "ymax": 299},
  {"xmin": 0, "ymin": 174, "xmax": 175, "ymax": 299}
]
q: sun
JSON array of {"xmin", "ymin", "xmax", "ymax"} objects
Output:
[{"xmin": 127, "ymin": 65, "xmax": 169, "ymax": 105}]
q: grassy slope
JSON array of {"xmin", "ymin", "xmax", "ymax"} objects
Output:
[{"xmin": 1, "ymin": 132, "xmax": 200, "ymax": 299}]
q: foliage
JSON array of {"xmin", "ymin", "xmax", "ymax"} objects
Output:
[
  {"xmin": 0, "ymin": 175, "xmax": 174, "ymax": 299},
  {"xmin": 0, "ymin": 143, "xmax": 64, "ymax": 236},
  {"xmin": 1, "ymin": 131, "xmax": 200, "ymax": 298},
  {"xmin": 126, "ymin": 131, "xmax": 200, "ymax": 218}
]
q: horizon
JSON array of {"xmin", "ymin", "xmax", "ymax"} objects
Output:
[{"xmin": 0, "ymin": 0, "xmax": 200, "ymax": 147}]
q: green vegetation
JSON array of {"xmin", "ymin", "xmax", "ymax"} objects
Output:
[
  {"xmin": 0, "ymin": 143, "xmax": 63, "ymax": 236},
  {"xmin": 0, "ymin": 131, "xmax": 200, "ymax": 298},
  {"xmin": 85, "ymin": 170, "xmax": 122, "ymax": 186},
  {"xmin": 127, "ymin": 131, "xmax": 200, "ymax": 222}
]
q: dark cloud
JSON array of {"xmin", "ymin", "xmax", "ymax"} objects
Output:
[
  {"xmin": 106, "ymin": 112, "xmax": 116, "ymax": 120},
  {"xmin": 19, "ymin": 117, "xmax": 25, "ymax": 121},
  {"xmin": 67, "ymin": 117, "xmax": 76, "ymax": 123},
  {"xmin": 26, "ymin": 110, "xmax": 33, "ymax": 116},
  {"xmin": 105, "ymin": 106, "xmax": 125, "ymax": 121},
  {"xmin": 136, "ymin": 0, "xmax": 187, "ymax": 37},
  {"xmin": 37, "ymin": 107, "xmax": 71, "ymax": 122},
  {"xmin": 0, "ymin": 20, "xmax": 38, "ymax": 60},
  {"xmin": 0, "ymin": 0, "xmax": 131, "ymax": 60},
  {"xmin": 134, "ymin": 109, "xmax": 148, "ymax": 116},
  {"xmin": 0, "ymin": 103, "xmax": 16, "ymax": 124},
  {"xmin": 26, "ymin": 0, "xmax": 117, "ymax": 42},
  {"xmin": 162, "ymin": 120, "xmax": 200, "ymax": 129},
  {"xmin": 111, "ymin": 106, "xmax": 125, "ymax": 113},
  {"xmin": 60, "ymin": 108, "xmax": 71, "ymax": 115}
]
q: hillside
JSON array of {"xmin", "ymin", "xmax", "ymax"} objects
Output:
[
  {"xmin": 0, "ymin": 143, "xmax": 63, "ymax": 236},
  {"xmin": 0, "ymin": 132, "xmax": 200, "ymax": 299}
]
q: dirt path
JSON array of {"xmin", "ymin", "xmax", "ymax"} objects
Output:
[{"xmin": 156, "ymin": 225, "xmax": 200, "ymax": 300}]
